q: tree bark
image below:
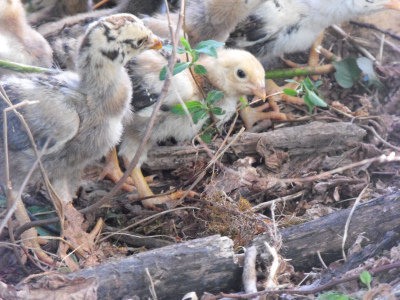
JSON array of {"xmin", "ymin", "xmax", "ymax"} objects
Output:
[
  {"xmin": 252, "ymin": 192, "xmax": 400, "ymax": 271},
  {"xmin": 144, "ymin": 121, "xmax": 366, "ymax": 171}
]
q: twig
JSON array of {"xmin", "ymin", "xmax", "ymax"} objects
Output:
[
  {"xmin": 264, "ymin": 64, "xmax": 334, "ymax": 79},
  {"xmin": 146, "ymin": 268, "xmax": 158, "ymax": 300},
  {"xmin": 349, "ymin": 20, "xmax": 400, "ymax": 41},
  {"xmin": 373, "ymin": 33, "xmax": 400, "ymax": 54},
  {"xmin": 252, "ymin": 191, "xmax": 305, "ymax": 212},
  {"xmin": 342, "ymin": 184, "xmax": 369, "ymax": 262},
  {"xmin": 275, "ymin": 152, "xmax": 400, "ymax": 184},
  {"xmin": 359, "ymin": 124, "xmax": 400, "ymax": 152},
  {"xmin": 317, "ymin": 251, "xmax": 328, "ymax": 269},
  {"xmin": 203, "ymin": 261, "xmax": 400, "ymax": 299},
  {"xmin": 81, "ymin": 0, "xmax": 186, "ymax": 213},
  {"xmin": 242, "ymin": 246, "xmax": 258, "ymax": 298},
  {"xmin": 93, "ymin": 0, "xmax": 110, "ymax": 9},
  {"xmin": 263, "ymin": 242, "xmax": 279, "ymax": 290},
  {"xmin": 330, "ymin": 25, "xmax": 378, "ymax": 64},
  {"xmin": 99, "ymin": 206, "xmax": 199, "ymax": 242}
]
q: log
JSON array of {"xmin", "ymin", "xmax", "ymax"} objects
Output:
[
  {"xmin": 67, "ymin": 235, "xmax": 242, "ymax": 299},
  {"xmin": 144, "ymin": 121, "xmax": 366, "ymax": 171},
  {"xmin": 252, "ymin": 192, "xmax": 400, "ymax": 271},
  {"xmin": 4, "ymin": 236, "xmax": 241, "ymax": 299}
]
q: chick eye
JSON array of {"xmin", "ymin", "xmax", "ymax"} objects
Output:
[
  {"xmin": 237, "ymin": 69, "xmax": 246, "ymax": 78},
  {"xmin": 137, "ymin": 38, "xmax": 145, "ymax": 47}
]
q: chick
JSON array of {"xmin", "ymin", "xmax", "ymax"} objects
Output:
[
  {"xmin": 228, "ymin": 0, "xmax": 400, "ymax": 61},
  {"xmin": 0, "ymin": 14, "xmax": 161, "ymax": 265},
  {"xmin": 26, "ymin": 0, "xmax": 93, "ymax": 26},
  {"xmin": 143, "ymin": 0, "xmax": 267, "ymax": 47},
  {"xmin": 0, "ymin": 0, "xmax": 53, "ymax": 77},
  {"xmin": 227, "ymin": 0, "xmax": 400, "ymax": 129},
  {"xmin": 36, "ymin": 0, "xmax": 172, "ymax": 70},
  {"xmin": 102, "ymin": 48, "xmax": 266, "ymax": 209}
]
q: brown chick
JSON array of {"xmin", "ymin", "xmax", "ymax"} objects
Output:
[
  {"xmin": 26, "ymin": 0, "xmax": 93, "ymax": 26},
  {"xmin": 0, "ymin": 0, "xmax": 53, "ymax": 77},
  {"xmin": 0, "ymin": 13, "xmax": 161, "ymax": 267},
  {"xmin": 101, "ymin": 48, "xmax": 266, "ymax": 210},
  {"xmin": 142, "ymin": 0, "xmax": 267, "ymax": 47}
]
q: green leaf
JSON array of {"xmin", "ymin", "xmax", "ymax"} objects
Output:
[
  {"xmin": 195, "ymin": 40, "xmax": 224, "ymax": 58},
  {"xmin": 360, "ymin": 270, "xmax": 372, "ymax": 290},
  {"xmin": 181, "ymin": 37, "xmax": 192, "ymax": 51},
  {"xmin": 333, "ymin": 58, "xmax": 362, "ymax": 88},
  {"xmin": 200, "ymin": 132, "xmax": 212, "ymax": 144},
  {"xmin": 314, "ymin": 80, "xmax": 323, "ymax": 89},
  {"xmin": 318, "ymin": 292, "xmax": 352, "ymax": 300},
  {"xmin": 170, "ymin": 101, "xmax": 203, "ymax": 115},
  {"xmin": 303, "ymin": 93, "xmax": 314, "ymax": 113},
  {"xmin": 239, "ymin": 96, "xmax": 248, "ymax": 104},
  {"xmin": 283, "ymin": 88, "xmax": 298, "ymax": 96},
  {"xmin": 162, "ymin": 44, "xmax": 187, "ymax": 54},
  {"xmin": 192, "ymin": 109, "xmax": 208, "ymax": 124},
  {"xmin": 194, "ymin": 64, "xmax": 208, "ymax": 74},
  {"xmin": 173, "ymin": 62, "xmax": 191, "ymax": 75},
  {"xmin": 206, "ymin": 90, "xmax": 224, "ymax": 105},
  {"xmin": 284, "ymin": 79, "xmax": 299, "ymax": 84},
  {"xmin": 356, "ymin": 57, "xmax": 386, "ymax": 92},
  {"xmin": 306, "ymin": 89, "xmax": 327, "ymax": 107},
  {"xmin": 159, "ymin": 66, "xmax": 167, "ymax": 80},
  {"xmin": 211, "ymin": 107, "xmax": 226, "ymax": 115},
  {"xmin": 192, "ymin": 51, "xmax": 199, "ymax": 63},
  {"xmin": 303, "ymin": 77, "xmax": 315, "ymax": 90},
  {"xmin": 159, "ymin": 62, "xmax": 191, "ymax": 80}
]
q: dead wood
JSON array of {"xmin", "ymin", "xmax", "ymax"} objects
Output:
[
  {"xmin": 252, "ymin": 191, "xmax": 400, "ymax": 271},
  {"xmin": 144, "ymin": 121, "xmax": 367, "ymax": 171},
  {"xmin": 4, "ymin": 235, "xmax": 241, "ymax": 299}
]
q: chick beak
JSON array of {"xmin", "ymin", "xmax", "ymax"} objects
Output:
[
  {"xmin": 150, "ymin": 38, "xmax": 162, "ymax": 50},
  {"xmin": 251, "ymin": 86, "xmax": 267, "ymax": 101},
  {"xmin": 384, "ymin": 0, "xmax": 400, "ymax": 10}
]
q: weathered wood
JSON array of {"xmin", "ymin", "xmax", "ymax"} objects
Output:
[
  {"xmin": 252, "ymin": 192, "xmax": 400, "ymax": 271},
  {"xmin": 67, "ymin": 235, "xmax": 241, "ymax": 299},
  {"xmin": 144, "ymin": 122, "xmax": 366, "ymax": 171}
]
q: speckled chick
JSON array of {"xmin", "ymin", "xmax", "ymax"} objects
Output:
[{"xmin": 0, "ymin": 14, "xmax": 161, "ymax": 263}]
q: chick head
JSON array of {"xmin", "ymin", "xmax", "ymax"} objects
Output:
[
  {"xmin": 79, "ymin": 13, "xmax": 162, "ymax": 65},
  {"xmin": 205, "ymin": 49, "xmax": 266, "ymax": 100}
]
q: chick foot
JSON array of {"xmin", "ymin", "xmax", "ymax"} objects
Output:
[
  {"xmin": 99, "ymin": 148, "xmax": 136, "ymax": 192},
  {"xmin": 128, "ymin": 166, "xmax": 198, "ymax": 211},
  {"xmin": 15, "ymin": 197, "xmax": 55, "ymax": 266},
  {"xmin": 61, "ymin": 203, "xmax": 103, "ymax": 270},
  {"xmin": 240, "ymin": 79, "xmax": 305, "ymax": 130}
]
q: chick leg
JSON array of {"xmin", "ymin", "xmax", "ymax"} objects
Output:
[
  {"xmin": 14, "ymin": 195, "xmax": 55, "ymax": 266},
  {"xmin": 98, "ymin": 148, "xmax": 136, "ymax": 192},
  {"xmin": 129, "ymin": 166, "xmax": 197, "ymax": 211}
]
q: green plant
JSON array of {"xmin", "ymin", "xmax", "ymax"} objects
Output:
[
  {"xmin": 159, "ymin": 38, "xmax": 224, "ymax": 80},
  {"xmin": 162, "ymin": 38, "xmax": 227, "ymax": 143},
  {"xmin": 333, "ymin": 57, "xmax": 385, "ymax": 91},
  {"xmin": 171, "ymin": 90, "xmax": 225, "ymax": 143},
  {"xmin": 360, "ymin": 270, "xmax": 372, "ymax": 291},
  {"xmin": 283, "ymin": 77, "xmax": 327, "ymax": 113},
  {"xmin": 318, "ymin": 292, "xmax": 354, "ymax": 300}
]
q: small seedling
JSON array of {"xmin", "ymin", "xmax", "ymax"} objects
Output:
[
  {"xmin": 318, "ymin": 292, "xmax": 354, "ymax": 300},
  {"xmin": 283, "ymin": 77, "xmax": 327, "ymax": 113},
  {"xmin": 333, "ymin": 57, "xmax": 385, "ymax": 92},
  {"xmin": 159, "ymin": 38, "xmax": 224, "ymax": 80},
  {"xmin": 171, "ymin": 90, "xmax": 226, "ymax": 143},
  {"xmin": 360, "ymin": 270, "xmax": 372, "ymax": 291}
]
